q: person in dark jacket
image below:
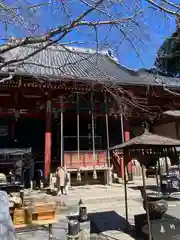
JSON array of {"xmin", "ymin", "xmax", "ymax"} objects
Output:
[{"xmin": 15, "ymin": 159, "xmax": 23, "ymax": 182}]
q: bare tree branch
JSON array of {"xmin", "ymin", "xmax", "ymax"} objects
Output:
[
  {"xmin": 162, "ymin": 0, "xmax": 180, "ymax": 10},
  {"xmin": 76, "ymin": 10, "xmax": 142, "ymax": 27},
  {"xmin": 0, "ymin": 0, "xmax": 105, "ymax": 64},
  {"xmin": 0, "ymin": 10, "xmax": 142, "ymax": 56},
  {"xmin": 146, "ymin": 0, "xmax": 180, "ymax": 16}
]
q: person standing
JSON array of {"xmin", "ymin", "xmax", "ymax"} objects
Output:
[
  {"xmin": 15, "ymin": 159, "xmax": 23, "ymax": 183},
  {"xmin": 55, "ymin": 166, "xmax": 66, "ymax": 196}
]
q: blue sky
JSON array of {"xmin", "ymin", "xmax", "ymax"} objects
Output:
[{"xmin": 0, "ymin": 0, "xmax": 177, "ymax": 70}]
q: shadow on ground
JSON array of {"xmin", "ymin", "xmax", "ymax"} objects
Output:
[
  {"xmin": 89, "ymin": 210, "xmax": 135, "ymax": 239},
  {"xmin": 130, "ymin": 185, "xmax": 180, "ymax": 202}
]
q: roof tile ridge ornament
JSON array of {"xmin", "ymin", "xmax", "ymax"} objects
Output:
[
  {"xmin": 105, "ymin": 50, "xmax": 139, "ymax": 76},
  {"xmin": 142, "ymin": 121, "xmax": 150, "ymax": 134},
  {"xmin": 106, "ymin": 49, "xmax": 120, "ymax": 64},
  {"xmin": 57, "ymin": 45, "xmax": 109, "ymax": 55},
  {"xmin": 7, "ymin": 37, "xmax": 23, "ymax": 45}
]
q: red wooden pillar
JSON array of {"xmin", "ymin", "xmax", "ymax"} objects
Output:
[
  {"xmin": 10, "ymin": 122, "xmax": 15, "ymax": 139},
  {"xmin": 124, "ymin": 121, "xmax": 133, "ymax": 181},
  {"xmin": 44, "ymin": 99, "xmax": 52, "ymax": 179}
]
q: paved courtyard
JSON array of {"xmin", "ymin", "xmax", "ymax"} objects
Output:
[{"xmin": 15, "ymin": 178, "xmax": 180, "ymax": 240}]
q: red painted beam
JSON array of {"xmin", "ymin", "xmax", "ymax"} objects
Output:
[{"xmin": 124, "ymin": 121, "xmax": 133, "ymax": 181}]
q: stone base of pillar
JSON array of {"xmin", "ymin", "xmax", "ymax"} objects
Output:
[
  {"xmin": 104, "ymin": 169, "xmax": 113, "ymax": 185},
  {"xmin": 128, "ymin": 172, "xmax": 133, "ymax": 181}
]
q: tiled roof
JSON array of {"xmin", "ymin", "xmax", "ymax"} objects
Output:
[
  {"xmin": 163, "ymin": 110, "xmax": 180, "ymax": 117},
  {"xmin": 0, "ymin": 43, "xmax": 179, "ymax": 87},
  {"xmin": 138, "ymin": 69, "xmax": 180, "ymax": 88},
  {"xmin": 110, "ymin": 129, "xmax": 180, "ymax": 150},
  {"xmin": 0, "ymin": 148, "xmax": 31, "ymax": 156},
  {"xmin": 0, "ymin": 44, "xmax": 139, "ymax": 84}
]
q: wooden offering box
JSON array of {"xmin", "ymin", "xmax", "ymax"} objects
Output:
[
  {"xmin": 13, "ymin": 201, "xmax": 56, "ymax": 227},
  {"xmin": 32, "ymin": 202, "xmax": 56, "ymax": 222}
]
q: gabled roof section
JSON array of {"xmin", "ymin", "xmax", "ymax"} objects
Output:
[
  {"xmin": 0, "ymin": 43, "xmax": 141, "ymax": 84},
  {"xmin": 0, "ymin": 148, "xmax": 31, "ymax": 156},
  {"xmin": 138, "ymin": 68, "xmax": 180, "ymax": 88},
  {"xmin": 163, "ymin": 110, "xmax": 180, "ymax": 117},
  {"xmin": 1, "ymin": 44, "xmax": 140, "ymax": 83},
  {"xmin": 0, "ymin": 43, "xmax": 180, "ymax": 88},
  {"xmin": 110, "ymin": 128, "xmax": 180, "ymax": 150}
]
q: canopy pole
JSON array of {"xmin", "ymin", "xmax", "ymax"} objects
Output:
[
  {"xmin": 124, "ymin": 155, "xmax": 128, "ymax": 227},
  {"xmin": 121, "ymin": 115, "xmax": 129, "ymax": 228},
  {"xmin": 165, "ymin": 155, "xmax": 169, "ymax": 176},
  {"xmin": 178, "ymin": 148, "xmax": 180, "ymax": 185},
  {"xmin": 155, "ymin": 165, "xmax": 160, "ymax": 194},
  {"xmin": 105, "ymin": 93, "xmax": 111, "ymax": 185},
  {"xmin": 91, "ymin": 92, "xmax": 97, "ymax": 179},
  {"xmin": 60, "ymin": 96, "xmax": 64, "ymax": 167},
  {"xmin": 158, "ymin": 158, "xmax": 162, "ymax": 194},
  {"xmin": 141, "ymin": 165, "xmax": 152, "ymax": 240},
  {"xmin": 77, "ymin": 93, "xmax": 80, "ymax": 165},
  {"xmin": 120, "ymin": 113, "xmax": 125, "ymax": 180}
]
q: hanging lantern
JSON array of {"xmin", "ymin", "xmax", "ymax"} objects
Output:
[
  {"xmin": 79, "ymin": 205, "xmax": 88, "ymax": 222},
  {"xmin": 93, "ymin": 169, "xmax": 97, "ymax": 179},
  {"xmin": 77, "ymin": 170, "xmax": 81, "ymax": 181}
]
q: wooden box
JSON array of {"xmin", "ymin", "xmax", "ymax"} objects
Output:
[
  {"xmin": 31, "ymin": 202, "xmax": 56, "ymax": 222},
  {"xmin": 32, "ymin": 202, "xmax": 56, "ymax": 213},
  {"xmin": 35, "ymin": 210, "xmax": 56, "ymax": 221}
]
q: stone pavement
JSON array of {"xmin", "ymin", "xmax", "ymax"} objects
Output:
[
  {"xmin": 56, "ymin": 183, "xmax": 143, "ymax": 207},
  {"xmin": 16, "ymin": 178, "xmax": 163, "ymax": 240},
  {"xmin": 16, "ymin": 181, "xmax": 147, "ymax": 240},
  {"xmin": 23, "ymin": 178, "xmax": 156, "ymax": 205}
]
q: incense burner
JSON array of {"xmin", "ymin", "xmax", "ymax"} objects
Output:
[{"xmin": 143, "ymin": 194, "xmax": 168, "ymax": 219}]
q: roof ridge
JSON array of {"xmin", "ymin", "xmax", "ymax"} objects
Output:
[
  {"xmin": 105, "ymin": 54, "xmax": 139, "ymax": 76},
  {"xmin": 22, "ymin": 43, "xmax": 110, "ymax": 56}
]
